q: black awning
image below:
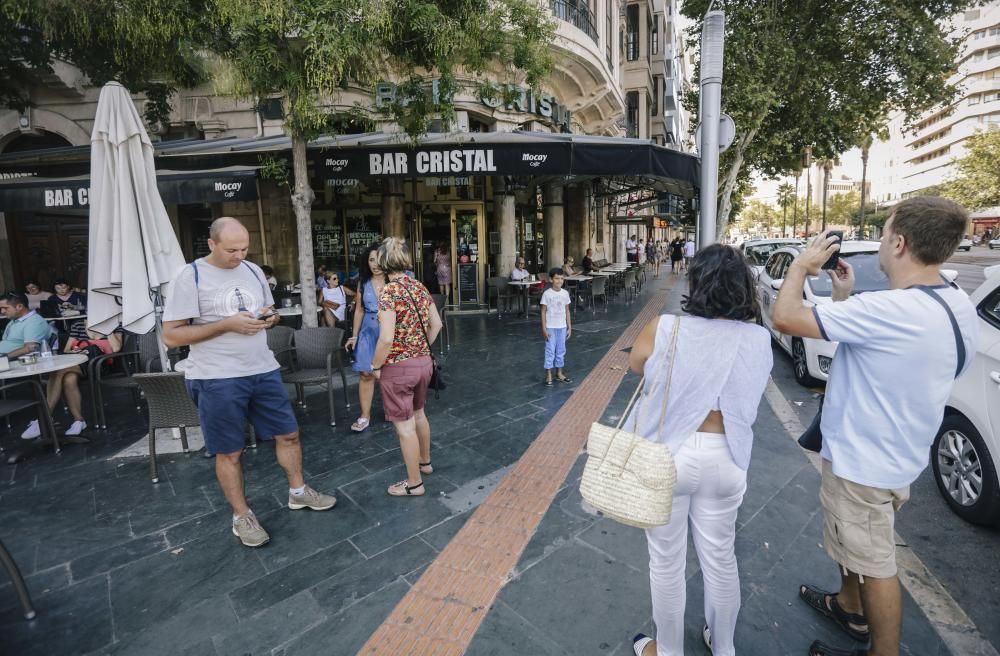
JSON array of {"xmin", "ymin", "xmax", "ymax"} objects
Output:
[{"xmin": 0, "ymin": 167, "xmax": 258, "ymax": 211}]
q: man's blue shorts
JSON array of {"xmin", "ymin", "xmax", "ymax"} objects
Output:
[{"xmin": 185, "ymin": 369, "xmax": 298, "ymax": 455}]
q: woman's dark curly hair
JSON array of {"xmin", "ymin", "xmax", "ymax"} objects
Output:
[
  {"xmin": 357, "ymin": 241, "xmax": 385, "ymax": 286},
  {"xmin": 681, "ymin": 243, "xmax": 760, "ymax": 322}
]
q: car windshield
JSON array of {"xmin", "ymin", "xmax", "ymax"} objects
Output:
[
  {"xmin": 807, "ymin": 252, "xmax": 888, "ymax": 297},
  {"xmin": 745, "ymin": 243, "xmax": 790, "ymax": 266}
]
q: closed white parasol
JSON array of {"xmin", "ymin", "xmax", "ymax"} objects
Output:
[{"xmin": 87, "ymin": 82, "xmax": 185, "ymax": 367}]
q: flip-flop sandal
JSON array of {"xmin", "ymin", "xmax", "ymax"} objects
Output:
[
  {"xmin": 556, "ymin": 376, "xmax": 572, "ymax": 383},
  {"xmin": 809, "ymin": 640, "xmax": 869, "ymax": 656},
  {"xmin": 419, "ymin": 461, "xmax": 433, "ymax": 474},
  {"xmin": 545, "ymin": 379, "xmax": 554, "ymax": 386},
  {"xmin": 351, "ymin": 417, "xmax": 370, "ymax": 432},
  {"xmin": 632, "ymin": 634, "xmax": 653, "ymax": 656},
  {"xmin": 388, "ymin": 480, "xmax": 425, "ymax": 496},
  {"xmin": 799, "ymin": 585, "xmax": 870, "ymax": 641}
]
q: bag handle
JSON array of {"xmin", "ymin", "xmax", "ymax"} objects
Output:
[{"xmin": 397, "ymin": 280, "xmax": 435, "ymax": 359}]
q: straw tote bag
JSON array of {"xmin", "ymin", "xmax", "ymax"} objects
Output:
[{"xmin": 580, "ymin": 316, "xmax": 680, "ymax": 529}]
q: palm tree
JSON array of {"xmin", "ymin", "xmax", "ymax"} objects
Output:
[{"xmin": 776, "ymin": 181, "xmax": 795, "ymax": 237}]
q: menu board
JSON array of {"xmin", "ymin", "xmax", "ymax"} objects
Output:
[
  {"xmin": 458, "ymin": 262, "xmax": 479, "ymax": 306},
  {"xmin": 312, "ymin": 225, "xmax": 343, "ymax": 259}
]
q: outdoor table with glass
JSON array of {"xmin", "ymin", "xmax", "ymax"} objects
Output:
[{"xmin": 508, "ymin": 279, "xmax": 539, "ymax": 316}]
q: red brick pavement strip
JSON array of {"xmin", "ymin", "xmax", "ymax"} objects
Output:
[{"xmin": 358, "ymin": 277, "xmax": 675, "ymax": 655}]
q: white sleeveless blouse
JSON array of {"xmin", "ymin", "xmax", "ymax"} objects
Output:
[{"xmin": 624, "ymin": 314, "xmax": 773, "ymax": 470}]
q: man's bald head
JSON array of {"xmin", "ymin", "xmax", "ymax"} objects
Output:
[
  {"xmin": 207, "ymin": 217, "xmax": 251, "ymax": 268},
  {"xmin": 209, "ymin": 217, "xmax": 248, "ymax": 241}
]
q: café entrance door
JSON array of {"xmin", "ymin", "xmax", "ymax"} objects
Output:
[{"xmin": 413, "ymin": 203, "xmax": 486, "ymax": 310}]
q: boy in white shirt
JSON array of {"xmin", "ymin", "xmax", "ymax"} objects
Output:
[{"xmin": 540, "ymin": 268, "xmax": 572, "ymax": 386}]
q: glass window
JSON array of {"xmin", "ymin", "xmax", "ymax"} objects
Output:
[
  {"xmin": 652, "ymin": 15, "xmax": 659, "ymax": 55},
  {"xmin": 626, "ymin": 4, "xmax": 639, "ymax": 61},
  {"xmin": 651, "ymin": 76, "xmax": 660, "ymax": 116},
  {"xmin": 606, "ymin": 0, "xmax": 613, "ymax": 67},
  {"xmin": 971, "ymin": 95, "xmax": 981, "ymax": 105},
  {"xmin": 763, "ymin": 252, "xmax": 789, "ymax": 278},
  {"xmin": 979, "ymin": 285, "xmax": 1000, "ymax": 330},
  {"xmin": 807, "ymin": 252, "xmax": 888, "ymax": 297}
]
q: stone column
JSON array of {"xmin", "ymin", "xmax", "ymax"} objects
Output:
[
  {"xmin": 381, "ymin": 178, "xmax": 405, "ymax": 238},
  {"xmin": 565, "ymin": 184, "xmax": 590, "ymax": 262},
  {"xmin": 493, "ymin": 178, "xmax": 517, "ymax": 277},
  {"xmin": 542, "ymin": 183, "xmax": 564, "ymax": 271}
]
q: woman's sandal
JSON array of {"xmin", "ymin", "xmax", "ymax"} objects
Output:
[
  {"xmin": 556, "ymin": 375, "xmax": 572, "ymax": 383},
  {"xmin": 387, "ymin": 480, "xmax": 425, "ymax": 496},
  {"xmin": 808, "ymin": 640, "xmax": 869, "ymax": 656},
  {"xmin": 632, "ymin": 634, "xmax": 654, "ymax": 656},
  {"xmin": 799, "ymin": 585, "xmax": 870, "ymax": 641},
  {"xmin": 545, "ymin": 378, "xmax": 553, "ymax": 386},
  {"xmin": 351, "ymin": 417, "xmax": 370, "ymax": 433},
  {"xmin": 419, "ymin": 462, "xmax": 433, "ymax": 475}
]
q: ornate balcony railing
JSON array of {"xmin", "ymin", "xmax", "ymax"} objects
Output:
[{"xmin": 550, "ymin": 0, "xmax": 599, "ymax": 46}]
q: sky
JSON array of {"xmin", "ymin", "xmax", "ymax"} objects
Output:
[{"xmin": 748, "ymin": 147, "xmax": 865, "ymax": 205}]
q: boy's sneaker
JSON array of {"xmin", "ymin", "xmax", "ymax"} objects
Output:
[
  {"xmin": 65, "ymin": 420, "xmax": 87, "ymax": 436},
  {"xmin": 288, "ymin": 485, "xmax": 337, "ymax": 511},
  {"xmin": 232, "ymin": 511, "xmax": 270, "ymax": 547},
  {"xmin": 20, "ymin": 420, "xmax": 40, "ymax": 440}
]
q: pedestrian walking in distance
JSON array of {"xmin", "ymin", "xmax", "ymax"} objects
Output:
[
  {"xmin": 629, "ymin": 244, "xmax": 772, "ymax": 656},
  {"xmin": 163, "ymin": 217, "xmax": 336, "ymax": 548},
  {"xmin": 772, "ymin": 197, "xmax": 978, "ymax": 656},
  {"xmin": 541, "ymin": 268, "xmax": 573, "ymax": 386},
  {"xmin": 369, "ymin": 237, "xmax": 443, "ymax": 497}
]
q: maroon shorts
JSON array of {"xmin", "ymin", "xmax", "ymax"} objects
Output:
[{"xmin": 379, "ymin": 356, "xmax": 433, "ymax": 422}]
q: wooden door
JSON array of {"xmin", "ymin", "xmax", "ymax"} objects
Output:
[{"xmin": 8, "ymin": 213, "xmax": 89, "ymax": 290}]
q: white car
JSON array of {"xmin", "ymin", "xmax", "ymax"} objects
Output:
[
  {"xmin": 740, "ymin": 238, "xmax": 805, "ymax": 278},
  {"xmin": 958, "ymin": 236, "xmax": 972, "ymax": 251},
  {"xmin": 932, "ymin": 264, "xmax": 1000, "ymax": 526},
  {"xmin": 757, "ymin": 241, "xmax": 886, "ymax": 386},
  {"xmin": 989, "ymin": 237, "xmax": 1000, "ymax": 250}
]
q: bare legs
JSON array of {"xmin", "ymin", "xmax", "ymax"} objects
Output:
[
  {"xmin": 216, "ymin": 431, "xmax": 305, "ymax": 517},
  {"xmin": 354, "ymin": 372, "xmax": 375, "ymax": 427},
  {"xmin": 392, "ymin": 408, "xmax": 432, "ymax": 487},
  {"xmin": 45, "ymin": 368, "xmax": 85, "ymax": 421},
  {"xmin": 834, "ymin": 570, "xmax": 902, "ymax": 656}
]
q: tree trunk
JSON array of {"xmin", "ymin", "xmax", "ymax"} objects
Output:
[
  {"xmin": 716, "ymin": 125, "xmax": 759, "ymax": 240},
  {"xmin": 291, "ymin": 132, "xmax": 318, "ymax": 328},
  {"xmin": 859, "ymin": 145, "xmax": 869, "ymax": 240}
]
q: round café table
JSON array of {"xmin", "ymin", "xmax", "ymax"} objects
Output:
[{"xmin": 2, "ymin": 353, "xmax": 89, "ymax": 464}]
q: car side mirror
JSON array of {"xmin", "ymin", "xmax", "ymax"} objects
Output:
[{"xmin": 770, "ymin": 279, "xmax": 784, "ymax": 290}]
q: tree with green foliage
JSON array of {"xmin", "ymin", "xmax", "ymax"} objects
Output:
[
  {"xmin": 825, "ymin": 191, "xmax": 860, "ymax": 228},
  {"xmin": 681, "ymin": 0, "xmax": 977, "ymax": 239},
  {"xmin": 207, "ymin": 0, "xmax": 555, "ymax": 324},
  {"xmin": 776, "ymin": 181, "xmax": 795, "ymax": 236},
  {"xmin": 941, "ymin": 128, "xmax": 1000, "ymax": 212},
  {"xmin": 0, "ymin": 0, "xmax": 205, "ymax": 125},
  {"xmin": 736, "ymin": 199, "xmax": 779, "ymax": 238}
]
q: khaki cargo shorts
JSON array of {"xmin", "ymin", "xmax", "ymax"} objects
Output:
[{"xmin": 820, "ymin": 460, "xmax": 910, "ymax": 579}]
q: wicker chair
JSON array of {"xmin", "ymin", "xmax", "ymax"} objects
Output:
[
  {"xmin": 282, "ymin": 327, "xmax": 350, "ymax": 427},
  {"xmin": 486, "ymin": 277, "xmax": 515, "ymax": 318},
  {"xmin": 622, "ymin": 269, "xmax": 638, "ymax": 303},
  {"xmin": 430, "ymin": 294, "xmax": 449, "ymax": 355},
  {"xmin": 0, "ymin": 538, "xmax": 35, "ymax": 620},
  {"xmin": 585, "ymin": 276, "xmax": 609, "ymax": 313},
  {"xmin": 266, "ymin": 325, "xmax": 296, "ymax": 373},
  {"xmin": 90, "ymin": 332, "xmax": 164, "ymax": 429},
  {"xmin": 0, "ymin": 380, "xmax": 58, "ymax": 455}
]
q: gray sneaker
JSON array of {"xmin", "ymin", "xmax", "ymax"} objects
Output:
[
  {"xmin": 288, "ymin": 485, "xmax": 337, "ymax": 511},
  {"xmin": 232, "ymin": 511, "xmax": 270, "ymax": 547}
]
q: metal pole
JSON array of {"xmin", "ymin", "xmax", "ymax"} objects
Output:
[
  {"xmin": 822, "ymin": 161, "xmax": 831, "ymax": 232},
  {"xmin": 792, "ymin": 172, "xmax": 799, "ymax": 238},
  {"xmin": 859, "ymin": 147, "xmax": 869, "ymax": 240},
  {"xmin": 698, "ymin": 10, "xmax": 726, "ymax": 248},
  {"xmin": 803, "ymin": 147, "xmax": 812, "ymax": 237},
  {"xmin": 782, "ymin": 192, "xmax": 788, "ymax": 237}
]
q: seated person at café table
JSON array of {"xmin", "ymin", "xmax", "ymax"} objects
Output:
[
  {"xmin": 0, "ymin": 292, "xmax": 52, "ymax": 359},
  {"xmin": 581, "ymin": 249, "xmax": 595, "ymax": 273},
  {"xmin": 562, "ymin": 257, "xmax": 577, "ymax": 276},
  {"xmin": 24, "ymin": 281, "xmax": 52, "ymax": 310},
  {"xmin": 20, "ymin": 329, "xmax": 123, "ymax": 439},
  {"xmin": 42, "ymin": 278, "xmax": 89, "ymax": 342},
  {"xmin": 511, "ymin": 258, "xmax": 530, "ymax": 281}
]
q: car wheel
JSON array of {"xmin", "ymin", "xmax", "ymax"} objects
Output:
[
  {"xmin": 791, "ymin": 338, "xmax": 821, "ymax": 387},
  {"xmin": 931, "ymin": 414, "xmax": 1000, "ymax": 527}
]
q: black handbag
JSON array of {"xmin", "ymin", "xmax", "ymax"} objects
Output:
[
  {"xmin": 400, "ymin": 284, "xmax": 446, "ymax": 398},
  {"xmin": 798, "ymin": 396, "xmax": 824, "ymax": 453}
]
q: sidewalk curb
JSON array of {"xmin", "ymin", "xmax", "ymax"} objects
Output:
[{"xmin": 764, "ymin": 380, "xmax": 999, "ymax": 656}]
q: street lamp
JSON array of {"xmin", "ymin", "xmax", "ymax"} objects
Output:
[
  {"xmin": 697, "ymin": 9, "xmax": 726, "ymax": 248},
  {"xmin": 821, "ymin": 159, "xmax": 833, "ymax": 232},
  {"xmin": 792, "ymin": 169, "xmax": 800, "ymax": 238},
  {"xmin": 802, "ymin": 147, "xmax": 812, "ymax": 237}
]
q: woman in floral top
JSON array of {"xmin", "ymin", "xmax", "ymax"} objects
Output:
[{"xmin": 370, "ymin": 237, "xmax": 443, "ymax": 497}]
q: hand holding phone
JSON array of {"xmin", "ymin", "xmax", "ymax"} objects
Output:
[
  {"xmin": 257, "ymin": 310, "xmax": 278, "ymax": 321},
  {"xmin": 821, "ymin": 231, "xmax": 844, "ymax": 270}
]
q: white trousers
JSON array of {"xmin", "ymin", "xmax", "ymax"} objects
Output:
[{"xmin": 644, "ymin": 432, "xmax": 748, "ymax": 656}]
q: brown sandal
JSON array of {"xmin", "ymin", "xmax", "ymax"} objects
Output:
[
  {"xmin": 419, "ymin": 462, "xmax": 433, "ymax": 474},
  {"xmin": 388, "ymin": 480, "xmax": 425, "ymax": 496}
]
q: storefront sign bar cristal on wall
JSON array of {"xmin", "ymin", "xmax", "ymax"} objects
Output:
[
  {"xmin": 321, "ymin": 142, "xmax": 570, "ymax": 179},
  {"xmin": 374, "ymin": 79, "xmax": 573, "ymax": 131}
]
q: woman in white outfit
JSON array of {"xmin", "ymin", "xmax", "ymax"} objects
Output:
[{"xmin": 629, "ymin": 244, "xmax": 773, "ymax": 656}]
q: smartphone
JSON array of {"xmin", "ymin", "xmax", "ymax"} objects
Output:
[
  {"xmin": 257, "ymin": 310, "xmax": 278, "ymax": 321},
  {"xmin": 821, "ymin": 231, "xmax": 844, "ymax": 270}
]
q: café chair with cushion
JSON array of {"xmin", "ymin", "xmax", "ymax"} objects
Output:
[
  {"xmin": 133, "ymin": 372, "xmax": 259, "ymax": 483},
  {"xmin": 586, "ymin": 276, "xmax": 609, "ymax": 313},
  {"xmin": 266, "ymin": 325, "xmax": 296, "ymax": 373},
  {"xmin": 282, "ymin": 327, "xmax": 351, "ymax": 427},
  {"xmin": 486, "ymin": 277, "xmax": 515, "ymax": 319}
]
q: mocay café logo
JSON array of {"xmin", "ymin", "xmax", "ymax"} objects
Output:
[
  {"xmin": 325, "ymin": 158, "xmax": 349, "ymax": 172},
  {"xmin": 523, "ymin": 153, "xmax": 547, "ymax": 168}
]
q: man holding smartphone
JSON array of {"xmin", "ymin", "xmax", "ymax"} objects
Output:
[
  {"xmin": 772, "ymin": 197, "xmax": 977, "ymax": 656},
  {"xmin": 163, "ymin": 217, "xmax": 335, "ymax": 548}
]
